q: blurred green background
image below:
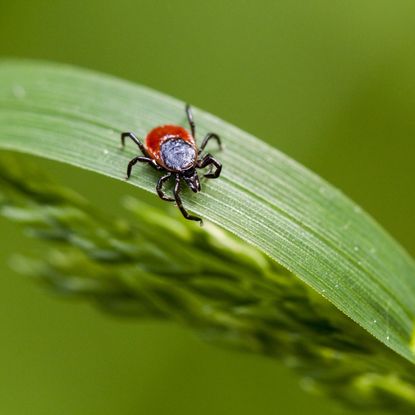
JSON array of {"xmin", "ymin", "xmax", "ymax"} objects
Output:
[{"xmin": 1, "ymin": 1, "xmax": 415, "ymax": 414}]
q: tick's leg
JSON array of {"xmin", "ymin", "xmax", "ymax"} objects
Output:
[
  {"xmin": 121, "ymin": 132, "xmax": 148, "ymax": 156},
  {"xmin": 156, "ymin": 173, "xmax": 174, "ymax": 202},
  {"xmin": 199, "ymin": 133, "xmax": 222, "ymax": 153},
  {"xmin": 174, "ymin": 174, "xmax": 203, "ymax": 224},
  {"xmin": 197, "ymin": 154, "xmax": 222, "ymax": 179},
  {"xmin": 149, "ymin": 159, "xmax": 163, "ymax": 171},
  {"xmin": 126, "ymin": 156, "xmax": 153, "ymax": 180},
  {"xmin": 185, "ymin": 104, "xmax": 196, "ymax": 138}
]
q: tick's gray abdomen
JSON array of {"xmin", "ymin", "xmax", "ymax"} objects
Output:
[{"xmin": 160, "ymin": 138, "xmax": 196, "ymax": 171}]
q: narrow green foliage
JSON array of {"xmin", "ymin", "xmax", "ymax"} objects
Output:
[
  {"xmin": 1, "ymin": 154, "xmax": 415, "ymax": 414},
  {"xmin": 0, "ymin": 61, "xmax": 414, "ymax": 364}
]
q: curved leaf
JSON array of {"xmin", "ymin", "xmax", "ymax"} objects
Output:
[{"xmin": 0, "ymin": 59, "xmax": 414, "ymax": 364}]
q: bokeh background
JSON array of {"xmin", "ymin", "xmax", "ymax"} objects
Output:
[{"xmin": 1, "ymin": 1, "xmax": 415, "ymax": 414}]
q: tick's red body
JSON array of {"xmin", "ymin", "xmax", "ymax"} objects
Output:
[
  {"xmin": 121, "ymin": 104, "xmax": 222, "ymax": 224},
  {"xmin": 145, "ymin": 125, "xmax": 196, "ymax": 170}
]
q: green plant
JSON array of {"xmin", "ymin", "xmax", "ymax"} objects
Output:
[{"xmin": 0, "ymin": 60, "xmax": 414, "ymax": 413}]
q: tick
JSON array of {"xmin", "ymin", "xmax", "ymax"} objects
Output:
[{"xmin": 121, "ymin": 104, "xmax": 222, "ymax": 224}]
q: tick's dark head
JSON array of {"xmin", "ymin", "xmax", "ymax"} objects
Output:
[{"xmin": 182, "ymin": 168, "xmax": 201, "ymax": 193}]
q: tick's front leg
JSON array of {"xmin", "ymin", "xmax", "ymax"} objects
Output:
[
  {"xmin": 156, "ymin": 173, "xmax": 175, "ymax": 202},
  {"xmin": 121, "ymin": 132, "xmax": 148, "ymax": 156},
  {"xmin": 185, "ymin": 104, "xmax": 196, "ymax": 138},
  {"xmin": 173, "ymin": 175, "xmax": 203, "ymax": 224},
  {"xmin": 199, "ymin": 133, "xmax": 222, "ymax": 153},
  {"xmin": 197, "ymin": 154, "xmax": 222, "ymax": 179},
  {"xmin": 125, "ymin": 156, "xmax": 152, "ymax": 180}
]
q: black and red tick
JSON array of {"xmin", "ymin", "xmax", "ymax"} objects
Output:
[{"xmin": 121, "ymin": 104, "xmax": 222, "ymax": 224}]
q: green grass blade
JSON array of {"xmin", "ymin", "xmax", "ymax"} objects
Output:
[{"xmin": 0, "ymin": 59, "xmax": 414, "ymax": 364}]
